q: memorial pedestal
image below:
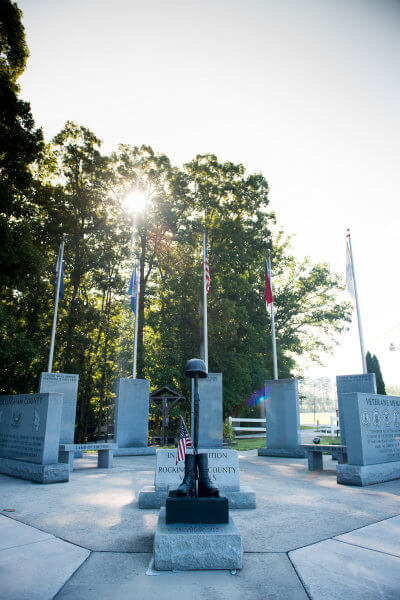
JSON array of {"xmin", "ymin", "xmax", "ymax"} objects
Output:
[
  {"xmin": 337, "ymin": 461, "xmax": 400, "ymax": 486},
  {"xmin": 138, "ymin": 448, "xmax": 256, "ymax": 509},
  {"xmin": 153, "ymin": 507, "xmax": 243, "ymax": 571},
  {"xmin": 139, "ymin": 484, "xmax": 256, "ymax": 509},
  {"xmin": 336, "ymin": 374, "xmax": 376, "ymax": 445},
  {"xmin": 257, "ymin": 378, "xmax": 305, "ymax": 458},
  {"xmin": 166, "ymin": 493, "xmax": 229, "ymax": 524},
  {"xmin": 0, "ymin": 457, "xmax": 69, "ymax": 483},
  {"xmin": 337, "ymin": 392, "xmax": 400, "ymax": 486},
  {"xmin": 114, "ymin": 378, "xmax": 155, "ymax": 456},
  {"xmin": 39, "ymin": 372, "xmax": 79, "ymax": 444},
  {"xmin": 0, "ymin": 393, "xmax": 69, "ymax": 484}
]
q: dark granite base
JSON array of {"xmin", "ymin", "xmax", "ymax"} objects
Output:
[
  {"xmin": 0, "ymin": 457, "xmax": 69, "ymax": 483},
  {"xmin": 138, "ymin": 485, "xmax": 256, "ymax": 509},
  {"xmin": 166, "ymin": 492, "xmax": 229, "ymax": 524}
]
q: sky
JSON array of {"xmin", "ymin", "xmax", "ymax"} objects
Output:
[{"xmin": 17, "ymin": 0, "xmax": 400, "ymax": 384}]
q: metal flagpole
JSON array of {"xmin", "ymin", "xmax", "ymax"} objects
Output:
[
  {"xmin": 132, "ymin": 257, "xmax": 140, "ymax": 379},
  {"xmin": 131, "ymin": 204, "xmax": 140, "ymax": 379},
  {"xmin": 268, "ymin": 250, "xmax": 278, "ymax": 380},
  {"xmin": 47, "ymin": 234, "xmax": 65, "ymax": 373},
  {"xmin": 203, "ymin": 231, "xmax": 208, "ymax": 371},
  {"xmin": 347, "ymin": 229, "xmax": 367, "ymax": 374}
]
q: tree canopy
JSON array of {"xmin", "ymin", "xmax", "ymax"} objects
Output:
[
  {"xmin": 366, "ymin": 351, "xmax": 386, "ymax": 395},
  {"xmin": 0, "ymin": 2, "xmax": 352, "ymax": 440}
]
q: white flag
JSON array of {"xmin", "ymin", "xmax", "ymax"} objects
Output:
[{"xmin": 346, "ymin": 238, "xmax": 355, "ymax": 299}]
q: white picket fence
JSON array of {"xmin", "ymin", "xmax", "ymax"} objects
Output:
[
  {"xmin": 228, "ymin": 417, "xmax": 266, "ymax": 439},
  {"xmin": 229, "ymin": 415, "xmax": 340, "ymax": 439}
]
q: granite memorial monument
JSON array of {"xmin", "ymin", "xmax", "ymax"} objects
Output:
[
  {"xmin": 0, "ymin": 393, "xmax": 69, "ymax": 483},
  {"xmin": 336, "ymin": 373, "xmax": 376, "ymax": 445},
  {"xmin": 113, "ymin": 378, "xmax": 155, "ymax": 456},
  {"xmin": 153, "ymin": 358, "xmax": 243, "ymax": 571},
  {"xmin": 337, "ymin": 392, "xmax": 400, "ymax": 486},
  {"xmin": 258, "ymin": 378, "xmax": 305, "ymax": 458}
]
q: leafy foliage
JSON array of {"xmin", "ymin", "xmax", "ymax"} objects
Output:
[
  {"xmin": 0, "ymin": 4, "xmax": 352, "ymax": 439},
  {"xmin": 0, "ymin": 0, "xmax": 43, "ymax": 394},
  {"xmin": 366, "ymin": 351, "xmax": 386, "ymax": 395}
]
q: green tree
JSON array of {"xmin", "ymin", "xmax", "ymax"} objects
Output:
[
  {"xmin": 110, "ymin": 145, "xmax": 191, "ymax": 379},
  {"xmin": 148, "ymin": 154, "xmax": 352, "ymax": 417},
  {"xmin": 0, "ymin": 0, "xmax": 44, "ymax": 394},
  {"xmin": 366, "ymin": 351, "xmax": 386, "ymax": 395},
  {"xmin": 34, "ymin": 122, "xmax": 130, "ymax": 440}
]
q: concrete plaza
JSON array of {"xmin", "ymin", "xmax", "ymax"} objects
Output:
[{"xmin": 1, "ymin": 448, "xmax": 400, "ymax": 600}]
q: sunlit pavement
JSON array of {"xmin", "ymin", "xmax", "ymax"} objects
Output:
[{"xmin": 1, "ymin": 451, "xmax": 400, "ymax": 599}]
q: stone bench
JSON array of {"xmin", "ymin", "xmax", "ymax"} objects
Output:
[
  {"xmin": 301, "ymin": 444, "xmax": 347, "ymax": 471},
  {"xmin": 59, "ymin": 443, "xmax": 117, "ymax": 471}
]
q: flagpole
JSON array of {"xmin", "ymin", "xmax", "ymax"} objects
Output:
[
  {"xmin": 131, "ymin": 203, "xmax": 140, "ymax": 379},
  {"xmin": 268, "ymin": 250, "xmax": 278, "ymax": 380},
  {"xmin": 132, "ymin": 257, "xmax": 140, "ymax": 379},
  {"xmin": 47, "ymin": 234, "xmax": 65, "ymax": 373},
  {"xmin": 203, "ymin": 231, "xmax": 208, "ymax": 371},
  {"xmin": 347, "ymin": 229, "xmax": 367, "ymax": 374}
]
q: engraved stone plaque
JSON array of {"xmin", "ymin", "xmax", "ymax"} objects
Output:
[
  {"xmin": 39, "ymin": 372, "xmax": 79, "ymax": 444},
  {"xmin": 155, "ymin": 448, "xmax": 240, "ymax": 491},
  {"xmin": 342, "ymin": 393, "xmax": 400, "ymax": 465},
  {"xmin": 336, "ymin": 374, "xmax": 376, "ymax": 444},
  {"xmin": 0, "ymin": 393, "xmax": 62, "ymax": 464}
]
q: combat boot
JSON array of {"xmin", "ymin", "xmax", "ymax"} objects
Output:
[
  {"xmin": 197, "ymin": 453, "xmax": 219, "ymax": 497},
  {"xmin": 176, "ymin": 453, "xmax": 196, "ymax": 496}
]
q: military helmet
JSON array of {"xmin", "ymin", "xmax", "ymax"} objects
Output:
[{"xmin": 184, "ymin": 358, "xmax": 208, "ymax": 378}]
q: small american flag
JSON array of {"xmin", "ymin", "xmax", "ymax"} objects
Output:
[
  {"xmin": 205, "ymin": 246, "xmax": 210, "ymax": 293},
  {"xmin": 176, "ymin": 420, "xmax": 192, "ymax": 464}
]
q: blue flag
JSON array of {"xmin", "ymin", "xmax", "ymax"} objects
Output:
[
  {"xmin": 129, "ymin": 264, "xmax": 137, "ymax": 315},
  {"xmin": 53, "ymin": 252, "xmax": 64, "ymax": 299}
]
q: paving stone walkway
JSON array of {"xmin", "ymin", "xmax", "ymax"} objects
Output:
[{"xmin": 1, "ymin": 450, "xmax": 400, "ymax": 599}]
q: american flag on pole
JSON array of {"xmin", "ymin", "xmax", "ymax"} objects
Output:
[
  {"xmin": 265, "ymin": 258, "xmax": 273, "ymax": 308},
  {"xmin": 204, "ymin": 245, "xmax": 210, "ymax": 293},
  {"xmin": 176, "ymin": 419, "xmax": 192, "ymax": 464}
]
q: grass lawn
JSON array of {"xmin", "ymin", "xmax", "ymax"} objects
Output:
[
  {"xmin": 229, "ymin": 437, "xmax": 266, "ymax": 451},
  {"xmin": 157, "ymin": 433, "xmax": 342, "ymax": 453},
  {"xmin": 314, "ymin": 435, "xmax": 342, "ymax": 446},
  {"xmin": 231, "ymin": 434, "xmax": 342, "ymax": 452}
]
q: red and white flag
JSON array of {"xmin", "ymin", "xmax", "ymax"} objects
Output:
[
  {"xmin": 265, "ymin": 258, "xmax": 274, "ymax": 308},
  {"xmin": 176, "ymin": 420, "xmax": 192, "ymax": 464},
  {"xmin": 204, "ymin": 245, "xmax": 210, "ymax": 293}
]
